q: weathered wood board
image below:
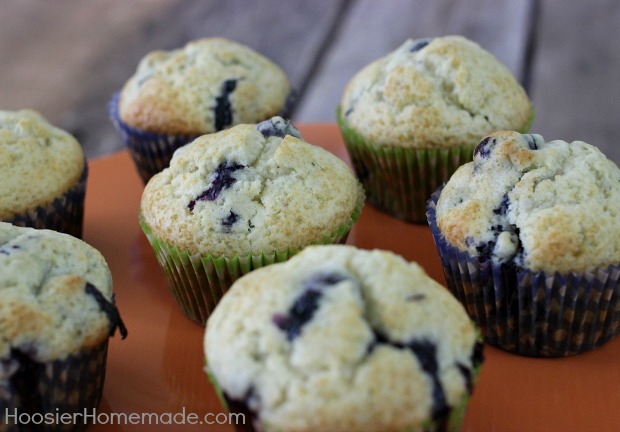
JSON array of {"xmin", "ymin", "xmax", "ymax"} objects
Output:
[{"xmin": 1, "ymin": 0, "xmax": 619, "ymax": 164}]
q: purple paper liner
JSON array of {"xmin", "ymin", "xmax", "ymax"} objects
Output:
[
  {"xmin": 0, "ymin": 340, "xmax": 108, "ymax": 432},
  {"xmin": 108, "ymin": 92, "xmax": 200, "ymax": 184},
  {"xmin": 109, "ymin": 90, "xmax": 298, "ymax": 185},
  {"xmin": 427, "ymin": 187, "xmax": 620, "ymax": 357},
  {"xmin": 2, "ymin": 161, "xmax": 88, "ymax": 239}
]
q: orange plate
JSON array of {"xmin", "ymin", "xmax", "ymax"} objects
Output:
[{"xmin": 85, "ymin": 124, "xmax": 620, "ymax": 431}]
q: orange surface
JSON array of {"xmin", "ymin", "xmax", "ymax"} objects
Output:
[{"xmin": 84, "ymin": 124, "xmax": 620, "ymax": 432}]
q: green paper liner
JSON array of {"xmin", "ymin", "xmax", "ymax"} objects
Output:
[
  {"xmin": 427, "ymin": 187, "xmax": 620, "ymax": 357},
  {"xmin": 3, "ymin": 161, "xmax": 88, "ymax": 239},
  {"xmin": 337, "ymin": 109, "xmax": 475, "ymax": 224},
  {"xmin": 140, "ymin": 184, "xmax": 364, "ymax": 325},
  {"xmin": 337, "ymin": 106, "xmax": 534, "ymax": 224},
  {"xmin": 0, "ymin": 340, "xmax": 108, "ymax": 432}
]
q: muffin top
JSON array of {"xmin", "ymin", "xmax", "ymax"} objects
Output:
[
  {"xmin": 140, "ymin": 117, "xmax": 363, "ymax": 257},
  {"xmin": 118, "ymin": 37, "xmax": 292, "ymax": 135},
  {"xmin": 435, "ymin": 131, "xmax": 620, "ymax": 274},
  {"xmin": 0, "ymin": 223, "xmax": 126, "ymax": 364},
  {"xmin": 339, "ymin": 36, "xmax": 532, "ymax": 148},
  {"xmin": 205, "ymin": 245, "xmax": 481, "ymax": 432},
  {"xmin": 0, "ymin": 110, "xmax": 85, "ymax": 219}
]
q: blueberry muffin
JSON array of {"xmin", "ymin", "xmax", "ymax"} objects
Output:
[
  {"xmin": 0, "ymin": 222, "xmax": 126, "ymax": 431},
  {"xmin": 205, "ymin": 245, "xmax": 483, "ymax": 432},
  {"xmin": 109, "ymin": 37, "xmax": 295, "ymax": 183},
  {"xmin": 338, "ymin": 35, "xmax": 533, "ymax": 223},
  {"xmin": 140, "ymin": 117, "xmax": 364, "ymax": 325},
  {"xmin": 428, "ymin": 130, "xmax": 620, "ymax": 356},
  {"xmin": 0, "ymin": 110, "xmax": 87, "ymax": 238}
]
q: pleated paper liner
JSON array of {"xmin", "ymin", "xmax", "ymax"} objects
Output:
[
  {"xmin": 337, "ymin": 105, "xmax": 536, "ymax": 224},
  {"xmin": 3, "ymin": 161, "xmax": 88, "ymax": 239},
  {"xmin": 0, "ymin": 341, "xmax": 108, "ymax": 432},
  {"xmin": 337, "ymin": 108, "xmax": 476, "ymax": 224},
  {"xmin": 108, "ymin": 92, "xmax": 200, "ymax": 185},
  {"xmin": 109, "ymin": 91, "xmax": 298, "ymax": 185},
  {"xmin": 427, "ymin": 188, "xmax": 620, "ymax": 357},
  {"xmin": 204, "ymin": 358, "xmax": 481, "ymax": 432},
  {"xmin": 140, "ymin": 183, "xmax": 364, "ymax": 325}
]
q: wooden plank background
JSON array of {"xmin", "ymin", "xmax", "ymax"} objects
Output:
[{"xmin": 1, "ymin": 0, "xmax": 620, "ymax": 164}]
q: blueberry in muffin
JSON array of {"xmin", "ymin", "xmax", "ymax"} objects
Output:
[
  {"xmin": 205, "ymin": 245, "xmax": 483, "ymax": 431},
  {"xmin": 140, "ymin": 118, "xmax": 364, "ymax": 324},
  {"xmin": 429, "ymin": 130, "xmax": 620, "ymax": 356},
  {"xmin": 0, "ymin": 222, "xmax": 126, "ymax": 430},
  {"xmin": 110, "ymin": 37, "xmax": 295, "ymax": 183},
  {"xmin": 337, "ymin": 35, "xmax": 533, "ymax": 223}
]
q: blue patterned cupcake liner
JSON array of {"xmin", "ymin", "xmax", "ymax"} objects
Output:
[
  {"xmin": 109, "ymin": 90, "xmax": 298, "ymax": 185},
  {"xmin": 427, "ymin": 187, "xmax": 620, "ymax": 357},
  {"xmin": 0, "ymin": 340, "xmax": 108, "ymax": 432},
  {"xmin": 3, "ymin": 161, "xmax": 88, "ymax": 239},
  {"xmin": 108, "ymin": 92, "xmax": 200, "ymax": 184}
]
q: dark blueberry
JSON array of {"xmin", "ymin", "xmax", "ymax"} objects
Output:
[
  {"xmin": 511, "ymin": 226, "xmax": 525, "ymax": 267},
  {"xmin": 457, "ymin": 362, "xmax": 474, "ymax": 394},
  {"xmin": 410, "ymin": 39, "xmax": 432, "ymax": 52},
  {"xmin": 214, "ymin": 79, "xmax": 238, "ymax": 131},
  {"xmin": 256, "ymin": 116, "xmax": 302, "ymax": 139},
  {"xmin": 0, "ymin": 244, "xmax": 20, "ymax": 256},
  {"xmin": 523, "ymin": 134, "xmax": 542, "ymax": 150},
  {"xmin": 367, "ymin": 330, "xmax": 450, "ymax": 420},
  {"xmin": 369, "ymin": 332, "xmax": 448, "ymax": 421},
  {"xmin": 365, "ymin": 329, "xmax": 390, "ymax": 355},
  {"xmin": 456, "ymin": 342, "xmax": 484, "ymax": 394},
  {"xmin": 223, "ymin": 389, "xmax": 258, "ymax": 432},
  {"xmin": 410, "ymin": 340, "xmax": 449, "ymax": 420},
  {"xmin": 457, "ymin": 342, "xmax": 484, "ymax": 394},
  {"xmin": 222, "ymin": 211, "xmax": 239, "ymax": 231},
  {"xmin": 491, "ymin": 224, "xmax": 504, "ymax": 234},
  {"xmin": 273, "ymin": 290, "xmax": 322, "ymax": 341},
  {"xmin": 475, "ymin": 240, "xmax": 496, "ymax": 262},
  {"xmin": 493, "ymin": 193, "xmax": 510, "ymax": 216},
  {"xmin": 188, "ymin": 161, "xmax": 245, "ymax": 211},
  {"xmin": 85, "ymin": 282, "xmax": 128, "ymax": 339},
  {"xmin": 303, "ymin": 272, "xmax": 349, "ymax": 292},
  {"xmin": 473, "ymin": 137, "xmax": 496, "ymax": 159},
  {"xmin": 273, "ymin": 272, "xmax": 349, "ymax": 341}
]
